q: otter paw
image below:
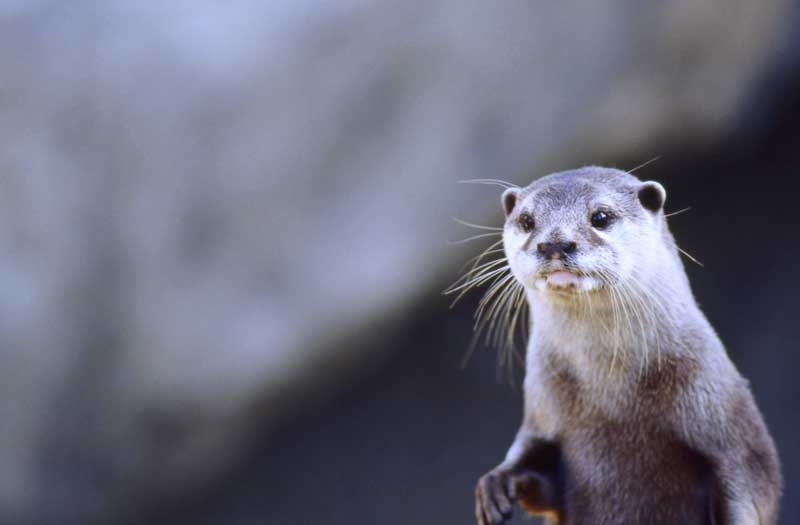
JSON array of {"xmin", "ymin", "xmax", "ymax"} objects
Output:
[{"xmin": 475, "ymin": 468, "xmax": 514, "ymax": 525}]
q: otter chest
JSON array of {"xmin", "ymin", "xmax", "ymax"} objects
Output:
[
  {"xmin": 544, "ymin": 365, "xmax": 712, "ymax": 525},
  {"xmin": 558, "ymin": 420, "xmax": 712, "ymax": 525}
]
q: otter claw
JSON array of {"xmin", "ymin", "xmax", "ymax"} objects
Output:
[{"xmin": 475, "ymin": 468, "xmax": 514, "ymax": 524}]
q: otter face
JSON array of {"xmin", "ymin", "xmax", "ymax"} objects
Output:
[{"xmin": 502, "ymin": 168, "xmax": 666, "ymax": 299}]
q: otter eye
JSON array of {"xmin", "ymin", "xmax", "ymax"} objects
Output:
[
  {"xmin": 518, "ymin": 213, "xmax": 535, "ymax": 232},
  {"xmin": 590, "ymin": 211, "xmax": 612, "ymax": 229}
]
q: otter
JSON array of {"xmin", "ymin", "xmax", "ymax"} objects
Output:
[{"xmin": 467, "ymin": 167, "xmax": 781, "ymax": 524}]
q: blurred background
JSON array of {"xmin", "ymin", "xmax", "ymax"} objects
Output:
[{"xmin": 0, "ymin": 1, "xmax": 798, "ymax": 524}]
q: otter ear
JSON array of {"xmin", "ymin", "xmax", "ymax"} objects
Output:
[
  {"xmin": 638, "ymin": 181, "xmax": 666, "ymax": 213},
  {"xmin": 502, "ymin": 187, "xmax": 521, "ymax": 217}
]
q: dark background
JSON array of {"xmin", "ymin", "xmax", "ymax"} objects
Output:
[{"xmin": 0, "ymin": 2, "xmax": 799, "ymax": 524}]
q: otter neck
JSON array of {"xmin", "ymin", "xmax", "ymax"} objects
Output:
[{"xmin": 525, "ymin": 270, "xmax": 699, "ymax": 378}]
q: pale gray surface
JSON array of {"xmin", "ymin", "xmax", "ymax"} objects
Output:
[{"xmin": 0, "ymin": 0, "xmax": 791, "ymax": 522}]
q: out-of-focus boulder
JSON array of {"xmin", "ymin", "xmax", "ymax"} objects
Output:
[{"xmin": 0, "ymin": 0, "xmax": 791, "ymax": 522}]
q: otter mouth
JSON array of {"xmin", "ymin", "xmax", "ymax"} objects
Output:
[{"xmin": 534, "ymin": 269, "xmax": 601, "ymax": 294}]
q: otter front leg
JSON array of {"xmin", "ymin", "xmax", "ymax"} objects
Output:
[
  {"xmin": 707, "ymin": 456, "xmax": 780, "ymax": 525},
  {"xmin": 475, "ymin": 435, "xmax": 562, "ymax": 525},
  {"xmin": 708, "ymin": 449, "xmax": 781, "ymax": 525},
  {"xmin": 682, "ymin": 388, "xmax": 782, "ymax": 525}
]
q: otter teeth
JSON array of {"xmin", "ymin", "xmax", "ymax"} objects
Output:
[
  {"xmin": 546, "ymin": 271, "xmax": 581, "ymax": 288},
  {"xmin": 533, "ymin": 271, "xmax": 598, "ymax": 292}
]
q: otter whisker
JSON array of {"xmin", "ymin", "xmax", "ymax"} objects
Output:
[
  {"xmin": 446, "ymin": 264, "xmax": 509, "ymax": 297},
  {"xmin": 451, "ymin": 217, "xmax": 503, "ymax": 231},
  {"xmin": 447, "ymin": 260, "xmax": 509, "ymax": 306},
  {"xmin": 596, "ymin": 271, "xmax": 623, "ymax": 391},
  {"xmin": 459, "ymin": 178, "xmax": 518, "ymax": 189},
  {"xmin": 457, "ymin": 239, "xmax": 505, "ymax": 274},
  {"xmin": 498, "ymin": 283, "xmax": 527, "ymax": 381},
  {"xmin": 458, "ymin": 248, "xmax": 505, "ymax": 274},
  {"xmin": 609, "ymin": 275, "xmax": 642, "ymax": 377},
  {"xmin": 505, "ymin": 285, "xmax": 528, "ymax": 355},
  {"xmin": 447, "ymin": 207, "xmax": 526, "ymax": 379},
  {"xmin": 603, "ymin": 263, "xmax": 673, "ymax": 375},
  {"xmin": 676, "ymin": 246, "xmax": 704, "ymax": 267},
  {"xmin": 495, "ymin": 282, "xmax": 518, "ymax": 346},
  {"xmin": 473, "ymin": 275, "xmax": 515, "ymax": 337},
  {"xmin": 463, "ymin": 244, "xmax": 504, "ymax": 263},
  {"xmin": 620, "ymin": 265, "xmax": 680, "ymax": 373},
  {"xmin": 447, "ymin": 231, "xmax": 502, "ymax": 245},
  {"xmin": 476, "ymin": 273, "xmax": 516, "ymax": 333},
  {"xmin": 598, "ymin": 265, "xmax": 653, "ymax": 382},
  {"xmin": 627, "ymin": 156, "xmax": 661, "ymax": 174},
  {"xmin": 472, "ymin": 274, "xmax": 518, "ymax": 376},
  {"xmin": 457, "ymin": 269, "xmax": 514, "ymax": 370},
  {"xmin": 485, "ymin": 281, "xmax": 525, "ymax": 381},
  {"xmin": 459, "ymin": 275, "xmax": 525, "ymax": 380},
  {"xmin": 665, "ymin": 207, "xmax": 692, "ymax": 218},
  {"xmin": 451, "ymin": 257, "xmax": 509, "ymax": 287},
  {"xmin": 495, "ymin": 281, "xmax": 524, "ymax": 350},
  {"xmin": 626, "ymin": 281, "xmax": 662, "ymax": 370},
  {"xmin": 489, "ymin": 281, "xmax": 518, "ymax": 359},
  {"xmin": 477, "ymin": 275, "xmax": 518, "ymax": 348},
  {"xmin": 616, "ymin": 278, "xmax": 654, "ymax": 378}
]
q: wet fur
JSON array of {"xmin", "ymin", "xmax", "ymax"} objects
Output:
[{"xmin": 473, "ymin": 167, "xmax": 781, "ymax": 525}]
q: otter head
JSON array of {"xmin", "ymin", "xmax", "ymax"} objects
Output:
[{"xmin": 502, "ymin": 167, "xmax": 667, "ymax": 302}]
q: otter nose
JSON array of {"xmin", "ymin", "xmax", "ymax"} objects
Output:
[{"xmin": 536, "ymin": 241, "xmax": 577, "ymax": 260}]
